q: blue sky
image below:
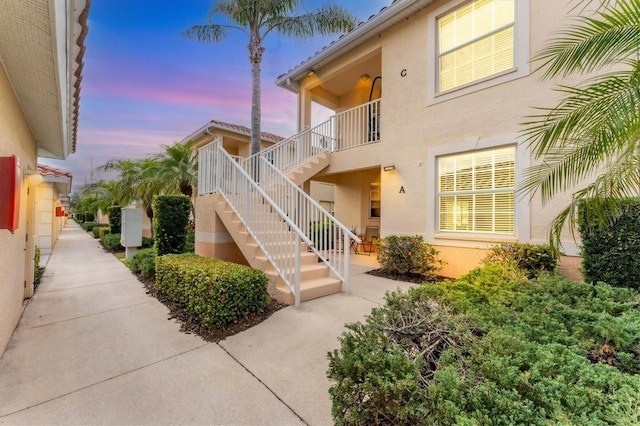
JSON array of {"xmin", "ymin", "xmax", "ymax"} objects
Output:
[{"xmin": 41, "ymin": 0, "xmax": 390, "ymax": 189}]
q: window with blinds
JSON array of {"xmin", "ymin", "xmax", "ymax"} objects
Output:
[
  {"xmin": 438, "ymin": 146, "xmax": 515, "ymax": 234},
  {"xmin": 438, "ymin": 0, "xmax": 515, "ymax": 92}
]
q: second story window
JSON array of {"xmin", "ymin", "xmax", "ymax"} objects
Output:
[{"xmin": 437, "ymin": 0, "xmax": 515, "ymax": 92}]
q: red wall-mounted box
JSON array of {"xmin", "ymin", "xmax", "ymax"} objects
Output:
[
  {"xmin": 0, "ymin": 155, "xmax": 21, "ymax": 232},
  {"xmin": 56, "ymin": 206, "xmax": 63, "ymax": 217}
]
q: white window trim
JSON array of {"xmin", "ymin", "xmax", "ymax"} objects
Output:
[
  {"xmin": 426, "ymin": 0, "xmax": 530, "ymax": 105},
  {"xmin": 426, "ymin": 134, "xmax": 531, "ymax": 249}
]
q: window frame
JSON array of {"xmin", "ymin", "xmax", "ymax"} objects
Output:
[
  {"xmin": 437, "ymin": 146, "xmax": 516, "ymax": 235},
  {"xmin": 425, "ymin": 135, "xmax": 530, "ymax": 248},
  {"xmin": 369, "ymin": 182, "xmax": 381, "ymax": 219},
  {"xmin": 426, "ymin": 0, "xmax": 530, "ymax": 105}
]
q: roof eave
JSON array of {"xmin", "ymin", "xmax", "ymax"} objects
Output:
[{"xmin": 275, "ymin": 0, "xmax": 435, "ymax": 94}]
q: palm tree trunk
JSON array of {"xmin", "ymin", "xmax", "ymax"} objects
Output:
[{"xmin": 249, "ymin": 37, "xmax": 264, "ymax": 180}]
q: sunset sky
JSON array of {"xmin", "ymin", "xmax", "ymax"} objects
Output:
[{"xmin": 41, "ymin": 0, "xmax": 390, "ymax": 189}]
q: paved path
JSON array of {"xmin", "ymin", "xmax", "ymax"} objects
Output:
[{"xmin": 0, "ymin": 222, "xmax": 412, "ymax": 425}]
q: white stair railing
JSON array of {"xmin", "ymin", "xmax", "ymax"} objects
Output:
[
  {"xmin": 258, "ymin": 156, "xmax": 359, "ymax": 289},
  {"xmin": 201, "ymin": 140, "xmax": 315, "ymax": 307},
  {"xmin": 242, "ymin": 98, "xmax": 381, "ymax": 180}
]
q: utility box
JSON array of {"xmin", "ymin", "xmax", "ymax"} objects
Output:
[
  {"xmin": 0, "ymin": 155, "xmax": 21, "ymax": 232},
  {"xmin": 121, "ymin": 207, "xmax": 142, "ymax": 258}
]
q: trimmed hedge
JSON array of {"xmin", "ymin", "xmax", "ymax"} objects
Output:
[
  {"xmin": 84, "ymin": 212, "xmax": 95, "ymax": 222},
  {"xmin": 579, "ymin": 199, "xmax": 640, "ymax": 290},
  {"xmin": 81, "ymin": 221, "xmax": 97, "ymax": 232},
  {"xmin": 125, "ymin": 248, "xmax": 156, "ymax": 280},
  {"xmin": 98, "ymin": 227, "xmax": 110, "ymax": 241},
  {"xmin": 92, "ymin": 224, "xmax": 109, "ymax": 238},
  {"xmin": 102, "ymin": 233, "xmax": 123, "ymax": 252},
  {"xmin": 484, "ymin": 242, "xmax": 558, "ymax": 278},
  {"xmin": 108, "ymin": 206, "xmax": 122, "ymax": 234},
  {"xmin": 328, "ymin": 265, "xmax": 640, "ymax": 425},
  {"xmin": 155, "ymin": 254, "xmax": 269, "ymax": 328},
  {"xmin": 153, "ymin": 196, "xmax": 190, "ymax": 256},
  {"xmin": 377, "ymin": 235, "xmax": 443, "ymax": 277}
]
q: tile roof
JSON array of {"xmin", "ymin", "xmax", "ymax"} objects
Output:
[
  {"xmin": 38, "ymin": 164, "xmax": 73, "ymax": 179},
  {"xmin": 181, "ymin": 119, "xmax": 286, "ymax": 145},
  {"xmin": 275, "ymin": 0, "xmax": 400, "ymax": 82}
]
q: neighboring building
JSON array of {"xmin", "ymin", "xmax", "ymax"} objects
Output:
[
  {"xmin": 35, "ymin": 164, "xmax": 73, "ymax": 257},
  {"xmin": 0, "ymin": 0, "xmax": 89, "ymax": 356},
  {"xmin": 187, "ymin": 119, "xmax": 283, "ymax": 263},
  {"xmin": 195, "ymin": 0, "xmax": 587, "ymax": 304}
]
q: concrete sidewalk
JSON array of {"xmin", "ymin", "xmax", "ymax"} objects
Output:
[{"xmin": 0, "ymin": 222, "xmax": 413, "ymax": 425}]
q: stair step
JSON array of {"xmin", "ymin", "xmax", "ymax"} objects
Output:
[{"xmin": 275, "ymin": 276, "xmax": 343, "ymax": 304}]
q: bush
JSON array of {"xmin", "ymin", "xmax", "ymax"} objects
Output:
[
  {"xmin": 309, "ymin": 221, "xmax": 333, "ymax": 250},
  {"xmin": 153, "ymin": 196, "xmax": 190, "ymax": 256},
  {"xmin": 484, "ymin": 242, "xmax": 558, "ymax": 278},
  {"xmin": 108, "ymin": 206, "xmax": 122, "ymax": 234},
  {"xmin": 328, "ymin": 268, "xmax": 640, "ymax": 425},
  {"xmin": 125, "ymin": 248, "xmax": 156, "ymax": 280},
  {"xmin": 33, "ymin": 246, "xmax": 44, "ymax": 287},
  {"xmin": 155, "ymin": 254, "xmax": 269, "ymax": 328},
  {"xmin": 81, "ymin": 221, "xmax": 97, "ymax": 232},
  {"xmin": 76, "ymin": 213, "xmax": 85, "ymax": 223},
  {"xmin": 184, "ymin": 232, "xmax": 195, "ymax": 253},
  {"xmin": 92, "ymin": 224, "xmax": 109, "ymax": 238},
  {"xmin": 102, "ymin": 233, "xmax": 123, "ymax": 252},
  {"xmin": 142, "ymin": 236, "xmax": 154, "ymax": 248},
  {"xmin": 84, "ymin": 212, "xmax": 95, "ymax": 222},
  {"xmin": 98, "ymin": 227, "xmax": 110, "ymax": 241},
  {"xmin": 579, "ymin": 199, "xmax": 640, "ymax": 289},
  {"xmin": 377, "ymin": 235, "xmax": 444, "ymax": 277}
]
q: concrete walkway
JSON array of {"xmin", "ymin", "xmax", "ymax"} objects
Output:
[{"xmin": 0, "ymin": 222, "xmax": 413, "ymax": 425}]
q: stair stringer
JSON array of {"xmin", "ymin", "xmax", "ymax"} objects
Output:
[{"xmin": 212, "ymin": 194, "xmax": 343, "ymax": 305}]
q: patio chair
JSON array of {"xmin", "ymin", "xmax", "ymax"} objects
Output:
[{"xmin": 359, "ymin": 226, "xmax": 379, "ymax": 255}]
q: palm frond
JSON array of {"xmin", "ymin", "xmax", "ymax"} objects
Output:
[
  {"xmin": 535, "ymin": 0, "xmax": 640, "ymax": 78},
  {"xmin": 269, "ymin": 4, "xmax": 357, "ymax": 38}
]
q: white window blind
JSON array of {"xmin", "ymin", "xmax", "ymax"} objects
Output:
[
  {"xmin": 438, "ymin": 146, "xmax": 515, "ymax": 234},
  {"xmin": 438, "ymin": 0, "xmax": 515, "ymax": 92}
]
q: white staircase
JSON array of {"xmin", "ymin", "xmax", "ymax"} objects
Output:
[{"xmin": 197, "ymin": 99, "xmax": 381, "ymax": 306}]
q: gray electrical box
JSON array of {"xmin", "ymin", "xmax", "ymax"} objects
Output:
[{"xmin": 121, "ymin": 207, "xmax": 142, "ymax": 249}]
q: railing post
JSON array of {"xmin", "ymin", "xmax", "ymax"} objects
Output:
[{"xmin": 294, "ymin": 235, "xmax": 301, "ymax": 308}]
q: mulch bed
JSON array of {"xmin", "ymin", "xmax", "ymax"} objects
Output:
[
  {"xmin": 137, "ymin": 275, "xmax": 286, "ymax": 343},
  {"xmin": 366, "ymin": 268, "xmax": 449, "ymax": 284}
]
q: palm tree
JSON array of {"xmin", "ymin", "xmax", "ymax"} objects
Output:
[
  {"xmin": 183, "ymin": 0, "xmax": 357, "ymax": 157},
  {"xmin": 149, "ymin": 140, "xmax": 198, "ymax": 198},
  {"xmin": 521, "ymin": 0, "xmax": 640, "ymax": 250}
]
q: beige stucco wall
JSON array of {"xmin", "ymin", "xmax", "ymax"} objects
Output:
[
  {"xmin": 0, "ymin": 63, "xmax": 38, "ymax": 355},
  {"xmin": 194, "ymin": 194, "xmax": 248, "ymax": 265},
  {"xmin": 295, "ymin": 0, "xmax": 588, "ymax": 278}
]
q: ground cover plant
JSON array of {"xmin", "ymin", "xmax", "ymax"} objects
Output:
[{"xmin": 328, "ymin": 263, "xmax": 640, "ymax": 425}]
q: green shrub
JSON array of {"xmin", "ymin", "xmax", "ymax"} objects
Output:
[
  {"xmin": 92, "ymin": 224, "xmax": 109, "ymax": 238},
  {"xmin": 142, "ymin": 236, "xmax": 154, "ymax": 248},
  {"xmin": 155, "ymin": 254, "xmax": 269, "ymax": 328},
  {"xmin": 309, "ymin": 221, "xmax": 333, "ymax": 250},
  {"xmin": 377, "ymin": 235, "xmax": 444, "ymax": 277},
  {"xmin": 75, "ymin": 213, "xmax": 85, "ymax": 223},
  {"xmin": 81, "ymin": 221, "xmax": 97, "ymax": 232},
  {"xmin": 579, "ymin": 199, "xmax": 640, "ymax": 289},
  {"xmin": 484, "ymin": 242, "xmax": 558, "ymax": 278},
  {"xmin": 84, "ymin": 212, "xmax": 95, "ymax": 222},
  {"xmin": 125, "ymin": 248, "xmax": 156, "ymax": 279},
  {"xmin": 184, "ymin": 232, "xmax": 195, "ymax": 253},
  {"xmin": 108, "ymin": 206, "xmax": 122, "ymax": 234},
  {"xmin": 328, "ymin": 268, "xmax": 640, "ymax": 425},
  {"xmin": 102, "ymin": 233, "xmax": 123, "ymax": 252},
  {"xmin": 98, "ymin": 227, "xmax": 111, "ymax": 241},
  {"xmin": 153, "ymin": 196, "xmax": 191, "ymax": 256},
  {"xmin": 33, "ymin": 246, "xmax": 44, "ymax": 286}
]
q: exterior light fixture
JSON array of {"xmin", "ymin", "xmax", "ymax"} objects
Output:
[
  {"xmin": 24, "ymin": 170, "xmax": 43, "ymax": 186},
  {"xmin": 307, "ymin": 69, "xmax": 316, "ymax": 77},
  {"xmin": 383, "ymin": 165, "xmax": 395, "ymax": 172},
  {"xmin": 360, "ymin": 73, "xmax": 371, "ymax": 80}
]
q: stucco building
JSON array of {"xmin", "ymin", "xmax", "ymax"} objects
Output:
[
  {"xmin": 0, "ymin": 0, "xmax": 89, "ymax": 356},
  {"xmin": 195, "ymin": 0, "xmax": 587, "ymax": 304}
]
